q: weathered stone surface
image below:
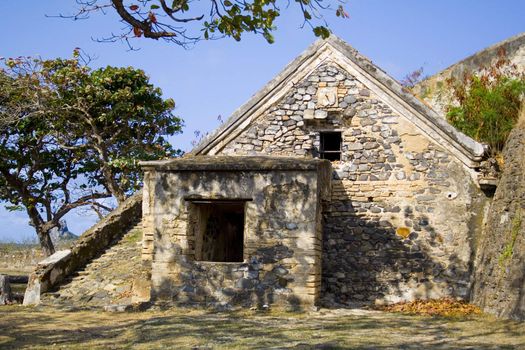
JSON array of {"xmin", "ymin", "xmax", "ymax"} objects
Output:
[
  {"xmin": 314, "ymin": 110, "xmax": 328, "ymax": 120},
  {"xmin": 0, "ymin": 247, "xmax": 43, "ymax": 274},
  {"xmin": 471, "ymin": 118, "xmax": 525, "ymax": 320},
  {"xmin": 24, "ymin": 192, "xmax": 143, "ymax": 305},
  {"xmin": 303, "ymin": 109, "xmax": 315, "ymax": 120},
  {"xmin": 205, "ymin": 62, "xmax": 489, "ymax": 307},
  {"xmin": 0, "ymin": 274, "xmax": 12, "ymax": 305},
  {"xmin": 142, "ymin": 156, "xmax": 331, "ymax": 309},
  {"xmin": 37, "ymin": 250, "xmax": 71, "ymax": 266},
  {"xmin": 40, "ymin": 223, "xmax": 148, "ymax": 309},
  {"xmin": 33, "ymin": 38, "xmax": 497, "ymax": 312}
]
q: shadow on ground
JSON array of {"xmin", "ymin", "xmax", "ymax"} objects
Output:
[{"xmin": 0, "ymin": 306, "xmax": 524, "ymax": 349}]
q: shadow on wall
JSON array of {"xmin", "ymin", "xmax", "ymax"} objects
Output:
[
  {"xmin": 153, "ymin": 241, "xmax": 306, "ymax": 312},
  {"xmin": 149, "ymin": 169, "xmax": 324, "ymax": 311},
  {"xmin": 321, "ymin": 199, "xmax": 470, "ymax": 307}
]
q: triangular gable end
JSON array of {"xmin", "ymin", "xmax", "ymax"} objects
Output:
[{"xmin": 191, "ymin": 35, "xmax": 485, "ymax": 168}]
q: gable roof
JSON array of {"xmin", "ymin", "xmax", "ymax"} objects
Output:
[{"xmin": 191, "ymin": 35, "xmax": 486, "ymax": 168}]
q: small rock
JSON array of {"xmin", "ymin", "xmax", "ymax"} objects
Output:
[
  {"xmin": 104, "ymin": 304, "xmax": 132, "ymax": 312},
  {"xmin": 314, "ymin": 110, "xmax": 328, "ymax": 119},
  {"xmin": 286, "ymin": 222, "xmax": 298, "ymax": 230}
]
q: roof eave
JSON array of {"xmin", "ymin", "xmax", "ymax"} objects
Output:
[{"xmin": 190, "ymin": 34, "xmax": 486, "ymax": 167}]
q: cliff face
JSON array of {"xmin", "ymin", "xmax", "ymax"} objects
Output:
[
  {"xmin": 413, "ymin": 32, "xmax": 525, "ymax": 116},
  {"xmin": 470, "ymin": 110, "xmax": 525, "ymax": 320}
]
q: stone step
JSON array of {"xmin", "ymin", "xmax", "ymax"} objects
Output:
[{"xmin": 41, "ymin": 221, "xmax": 147, "ymax": 308}]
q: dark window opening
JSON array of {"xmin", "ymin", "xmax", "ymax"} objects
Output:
[
  {"xmin": 194, "ymin": 201, "xmax": 245, "ymax": 262},
  {"xmin": 320, "ymin": 132, "xmax": 342, "ymax": 161}
]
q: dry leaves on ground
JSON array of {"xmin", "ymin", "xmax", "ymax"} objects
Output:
[{"xmin": 375, "ymin": 298, "xmax": 482, "ymax": 317}]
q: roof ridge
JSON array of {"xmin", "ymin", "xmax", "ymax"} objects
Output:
[{"xmin": 190, "ymin": 35, "xmax": 486, "ymax": 167}]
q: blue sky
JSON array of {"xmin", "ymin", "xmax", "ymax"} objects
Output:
[{"xmin": 0, "ymin": 0, "xmax": 523, "ymax": 242}]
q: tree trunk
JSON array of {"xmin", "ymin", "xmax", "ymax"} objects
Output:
[
  {"xmin": 101, "ymin": 164, "xmax": 126, "ymax": 204},
  {"xmin": 26, "ymin": 206, "xmax": 56, "ymax": 257},
  {"xmin": 0, "ymin": 274, "xmax": 12, "ymax": 305},
  {"xmin": 37, "ymin": 228, "xmax": 56, "ymax": 257}
]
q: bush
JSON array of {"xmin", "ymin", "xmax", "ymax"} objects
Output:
[{"xmin": 446, "ymin": 53, "xmax": 525, "ymax": 157}]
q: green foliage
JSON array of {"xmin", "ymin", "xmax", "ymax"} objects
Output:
[
  {"xmin": 68, "ymin": 0, "xmax": 347, "ymax": 48},
  {"xmin": 0, "ymin": 53, "xmax": 182, "ymax": 254},
  {"xmin": 446, "ymin": 56, "xmax": 525, "ymax": 156},
  {"xmin": 4, "ymin": 205, "xmax": 24, "ymax": 212},
  {"xmin": 46, "ymin": 61, "xmax": 183, "ymax": 199}
]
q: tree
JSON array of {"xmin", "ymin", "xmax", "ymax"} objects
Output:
[
  {"xmin": 45, "ymin": 57, "xmax": 182, "ymax": 204},
  {"xmin": 0, "ymin": 109, "xmax": 104, "ymax": 256},
  {"xmin": 60, "ymin": 0, "xmax": 348, "ymax": 47},
  {"xmin": 0, "ymin": 61, "xmax": 49, "ymax": 130},
  {"xmin": 0, "ymin": 54, "xmax": 182, "ymax": 255}
]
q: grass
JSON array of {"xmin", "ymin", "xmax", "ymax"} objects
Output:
[
  {"xmin": 0, "ymin": 305, "xmax": 524, "ymax": 349},
  {"xmin": 122, "ymin": 229, "xmax": 142, "ymax": 244},
  {"xmin": 0, "ymin": 242, "xmax": 40, "ymax": 253}
]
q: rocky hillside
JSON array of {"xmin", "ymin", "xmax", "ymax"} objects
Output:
[{"xmin": 412, "ymin": 32, "xmax": 525, "ymax": 116}]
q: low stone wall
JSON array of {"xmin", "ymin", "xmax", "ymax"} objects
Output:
[
  {"xmin": 24, "ymin": 192, "xmax": 143, "ymax": 305},
  {"xmin": 0, "ymin": 245, "xmax": 43, "ymax": 275},
  {"xmin": 471, "ymin": 119, "xmax": 525, "ymax": 320}
]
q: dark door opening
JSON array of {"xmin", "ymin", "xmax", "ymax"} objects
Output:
[{"xmin": 194, "ymin": 201, "xmax": 245, "ymax": 262}]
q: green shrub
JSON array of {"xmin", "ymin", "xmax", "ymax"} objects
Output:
[{"xmin": 446, "ymin": 54, "xmax": 525, "ymax": 157}]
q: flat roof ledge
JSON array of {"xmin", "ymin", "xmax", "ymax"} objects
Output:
[{"xmin": 140, "ymin": 155, "xmax": 332, "ymax": 172}]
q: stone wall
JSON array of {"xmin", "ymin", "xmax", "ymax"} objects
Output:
[
  {"xmin": 211, "ymin": 62, "xmax": 489, "ymax": 305},
  {"xmin": 24, "ymin": 192, "xmax": 142, "ymax": 305},
  {"xmin": 141, "ymin": 156, "xmax": 331, "ymax": 309},
  {"xmin": 471, "ymin": 115, "xmax": 525, "ymax": 320},
  {"xmin": 0, "ymin": 245, "xmax": 43, "ymax": 275}
]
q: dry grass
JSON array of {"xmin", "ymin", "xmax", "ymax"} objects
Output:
[{"xmin": 1, "ymin": 305, "xmax": 524, "ymax": 349}]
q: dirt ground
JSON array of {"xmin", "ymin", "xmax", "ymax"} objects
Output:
[{"xmin": 1, "ymin": 305, "xmax": 524, "ymax": 349}]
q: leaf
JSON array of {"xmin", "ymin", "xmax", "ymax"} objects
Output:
[
  {"xmin": 148, "ymin": 12, "xmax": 157, "ymax": 23},
  {"xmin": 133, "ymin": 26, "xmax": 143, "ymax": 37},
  {"xmin": 336, "ymin": 5, "xmax": 350, "ymax": 19},
  {"xmin": 303, "ymin": 10, "xmax": 311, "ymax": 20},
  {"xmin": 262, "ymin": 32, "xmax": 274, "ymax": 44},
  {"xmin": 5, "ymin": 205, "xmax": 24, "ymax": 212},
  {"xmin": 129, "ymin": 4, "xmax": 139, "ymax": 11},
  {"xmin": 313, "ymin": 26, "xmax": 330, "ymax": 39},
  {"xmin": 150, "ymin": 4, "xmax": 160, "ymax": 9}
]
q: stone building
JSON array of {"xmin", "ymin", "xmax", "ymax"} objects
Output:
[{"xmin": 140, "ymin": 35, "xmax": 491, "ymax": 309}]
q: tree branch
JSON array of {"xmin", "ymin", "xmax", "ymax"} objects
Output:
[{"xmin": 50, "ymin": 192, "xmax": 112, "ymax": 228}]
